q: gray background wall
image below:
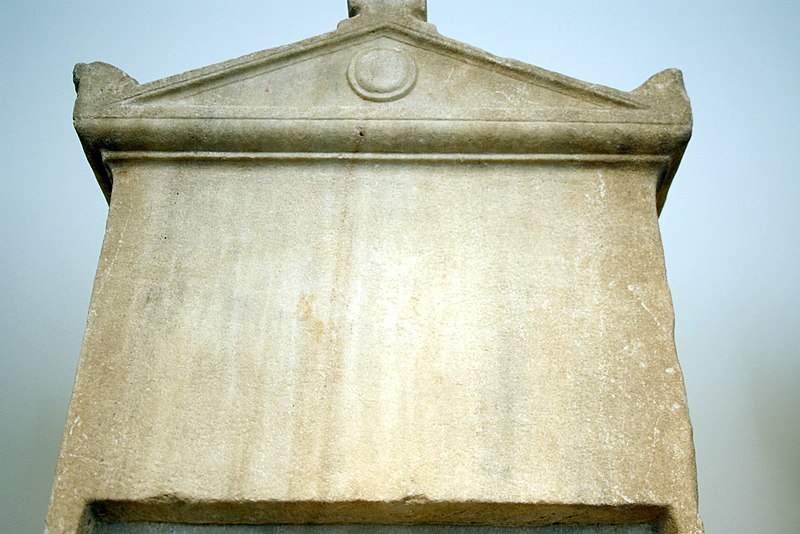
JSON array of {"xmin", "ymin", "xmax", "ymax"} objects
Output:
[{"xmin": 1, "ymin": 1, "xmax": 797, "ymax": 532}]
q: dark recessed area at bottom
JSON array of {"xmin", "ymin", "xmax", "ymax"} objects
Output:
[
  {"xmin": 94, "ymin": 525, "xmax": 660, "ymax": 534},
  {"xmin": 85, "ymin": 502, "xmax": 664, "ymax": 534}
]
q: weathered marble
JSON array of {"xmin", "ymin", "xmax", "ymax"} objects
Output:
[{"xmin": 48, "ymin": 1, "xmax": 700, "ymax": 533}]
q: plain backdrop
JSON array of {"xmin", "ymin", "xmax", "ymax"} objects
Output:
[{"xmin": 1, "ymin": 1, "xmax": 798, "ymax": 532}]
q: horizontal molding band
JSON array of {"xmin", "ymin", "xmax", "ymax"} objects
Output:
[
  {"xmin": 80, "ymin": 117, "xmax": 687, "ymax": 210},
  {"xmin": 101, "ymin": 150, "xmax": 671, "ymax": 166}
]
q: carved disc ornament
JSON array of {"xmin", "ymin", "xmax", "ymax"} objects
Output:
[{"xmin": 347, "ymin": 47, "xmax": 417, "ymax": 102}]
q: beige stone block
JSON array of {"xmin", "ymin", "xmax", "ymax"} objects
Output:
[{"xmin": 48, "ymin": 2, "xmax": 699, "ymax": 533}]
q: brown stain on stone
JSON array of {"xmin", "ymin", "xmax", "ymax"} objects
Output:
[
  {"xmin": 289, "ymin": 291, "xmax": 348, "ymax": 495},
  {"xmin": 294, "ymin": 293, "xmax": 328, "ymax": 347}
]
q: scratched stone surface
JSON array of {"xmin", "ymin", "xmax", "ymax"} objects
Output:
[{"xmin": 47, "ymin": 1, "xmax": 699, "ymax": 533}]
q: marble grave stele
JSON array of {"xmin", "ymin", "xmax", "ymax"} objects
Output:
[{"xmin": 47, "ymin": 1, "xmax": 701, "ymax": 533}]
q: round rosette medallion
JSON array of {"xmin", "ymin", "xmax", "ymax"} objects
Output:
[{"xmin": 347, "ymin": 47, "xmax": 417, "ymax": 102}]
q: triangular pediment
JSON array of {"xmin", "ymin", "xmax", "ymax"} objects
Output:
[
  {"xmin": 78, "ymin": 21, "xmax": 670, "ymax": 121},
  {"xmin": 127, "ymin": 30, "xmax": 638, "ymax": 112},
  {"xmin": 73, "ymin": 16, "xmax": 691, "ymax": 208}
]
